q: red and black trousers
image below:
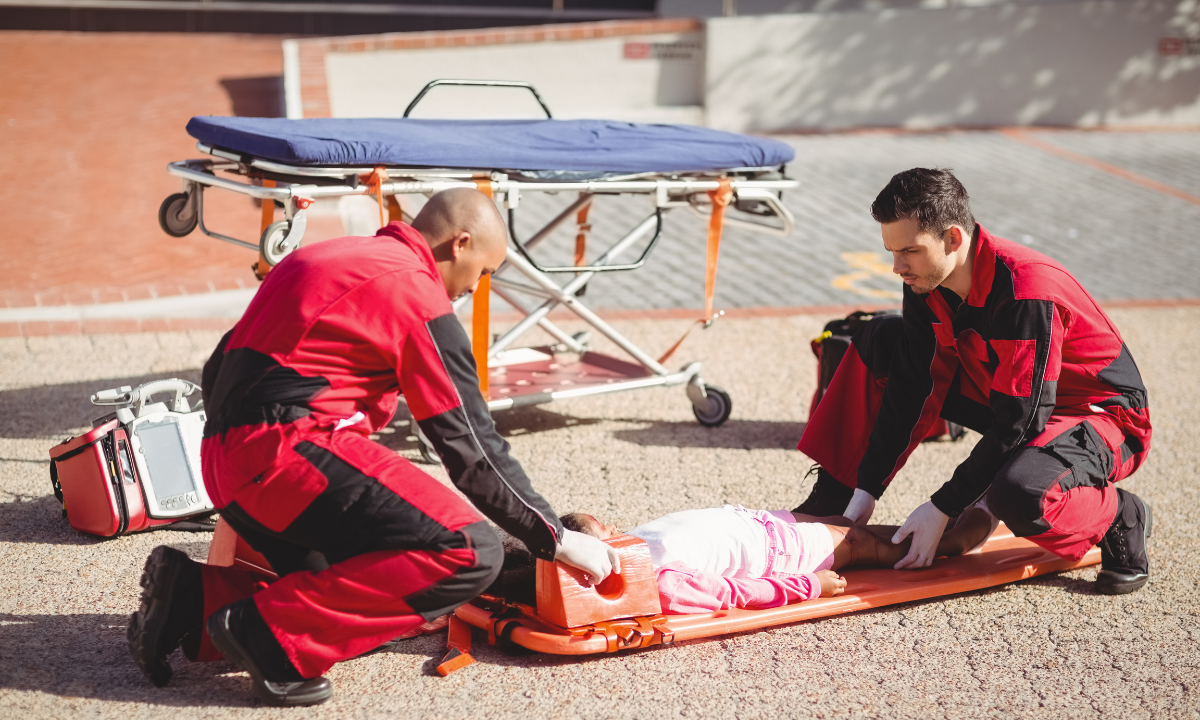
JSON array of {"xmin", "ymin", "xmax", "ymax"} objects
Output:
[
  {"xmin": 189, "ymin": 430, "xmax": 502, "ymax": 678},
  {"xmin": 800, "ymin": 316, "xmax": 1149, "ymax": 562}
]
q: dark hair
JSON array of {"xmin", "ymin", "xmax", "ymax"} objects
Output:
[
  {"xmin": 560, "ymin": 512, "xmax": 598, "ymax": 537},
  {"xmin": 870, "ymin": 168, "xmax": 975, "ymax": 235}
]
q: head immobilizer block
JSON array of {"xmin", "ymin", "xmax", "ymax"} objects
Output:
[{"xmin": 536, "ymin": 535, "xmax": 661, "ymax": 628}]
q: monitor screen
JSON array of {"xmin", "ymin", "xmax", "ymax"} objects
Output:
[{"xmin": 136, "ymin": 421, "xmax": 197, "ymax": 500}]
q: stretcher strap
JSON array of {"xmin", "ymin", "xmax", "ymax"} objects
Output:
[
  {"xmin": 657, "ymin": 178, "xmax": 732, "ymax": 364},
  {"xmin": 361, "ymin": 166, "xmax": 389, "ymax": 228},
  {"xmin": 574, "ymin": 201, "xmax": 591, "ymax": 268},
  {"xmin": 472, "ymin": 179, "xmax": 494, "ymax": 396},
  {"xmin": 253, "ymin": 179, "xmax": 277, "ymax": 280},
  {"xmin": 704, "ymin": 177, "xmax": 732, "ymax": 321}
]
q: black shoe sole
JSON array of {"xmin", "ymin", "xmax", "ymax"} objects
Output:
[
  {"xmin": 1096, "ymin": 495, "xmax": 1152, "ymax": 596},
  {"xmin": 206, "ymin": 609, "xmax": 333, "ymax": 707},
  {"xmin": 128, "ymin": 546, "xmax": 188, "ymax": 688}
]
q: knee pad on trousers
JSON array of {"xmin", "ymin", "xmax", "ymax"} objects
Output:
[
  {"xmin": 405, "ymin": 521, "xmax": 504, "ymax": 621},
  {"xmin": 987, "ymin": 451, "xmax": 1055, "ymax": 538}
]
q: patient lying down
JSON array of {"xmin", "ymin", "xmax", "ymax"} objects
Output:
[{"xmin": 487, "ymin": 504, "xmax": 997, "ymax": 615}]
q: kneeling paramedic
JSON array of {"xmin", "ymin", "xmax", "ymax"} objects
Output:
[
  {"xmin": 795, "ymin": 168, "xmax": 1153, "ymax": 596},
  {"xmin": 127, "ymin": 188, "xmax": 619, "ymax": 706}
]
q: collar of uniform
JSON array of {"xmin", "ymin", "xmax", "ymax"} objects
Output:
[
  {"xmin": 375, "ymin": 221, "xmax": 438, "ymax": 273},
  {"xmin": 965, "ymin": 223, "xmax": 996, "ymax": 308}
]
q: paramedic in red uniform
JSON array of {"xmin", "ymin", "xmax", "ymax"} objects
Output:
[
  {"xmin": 793, "ymin": 168, "xmax": 1153, "ymax": 596},
  {"xmin": 127, "ymin": 188, "xmax": 619, "ymax": 706}
]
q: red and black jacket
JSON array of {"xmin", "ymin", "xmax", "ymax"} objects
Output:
[
  {"xmin": 857, "ymin": 225, "xmax": 1151, "ymax": 516},
  {"xmin": 199, "ymin": 222, "xmax": 563, "ymax": 559}
]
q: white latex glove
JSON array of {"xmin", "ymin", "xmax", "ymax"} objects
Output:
[
  {"xmin": 843, "ymin": 488, "xmax": 877, "ymax": 525},
  {"xmin": 891, "ymin": 501, "xmax": 950, "ymax": 569},
  {"xmin": 555, "ymin": 529, "xmax": 621, "ymax": 585}
]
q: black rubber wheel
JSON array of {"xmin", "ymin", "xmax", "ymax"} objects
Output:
[
  {"xmin": 259, "ymin": 220, "xmax": 292, "ymax": 266},
  {"xmin": 692, "ymin": 385, "xmax": 732, "ymax": 427},
  {"xmin": 158, "ymin": 192, "xmax": 197, "ymax": 237}
]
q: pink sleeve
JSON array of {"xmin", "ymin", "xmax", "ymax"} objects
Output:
[{"xmin": 654, "ymin": 562, "xmax": 823, "ymax": 615}]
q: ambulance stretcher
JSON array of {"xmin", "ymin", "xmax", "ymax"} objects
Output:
[
  {"xmin": 159, "ymin": 81, "xmax": 799, "ymax": 459},
  {"xmin": 206, "ymin": 518, "xmax": 1100, "ymax": 671}
]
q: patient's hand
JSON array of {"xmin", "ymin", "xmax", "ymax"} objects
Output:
[{"xmin": 816, "ymin": 570, "xmax": 847, "ymax": 597}]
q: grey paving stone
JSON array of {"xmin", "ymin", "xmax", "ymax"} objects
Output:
[{"xmin": 499, "ymin": 130, "xmax": 1200, "ymax": 314}]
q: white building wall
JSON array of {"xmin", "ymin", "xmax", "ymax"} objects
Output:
[
  {"xmin": 324, "ymin": 31, "xmax": 706, "ymax": 125},
  {"xmin": 706, "ymin": 0, "xmax": 1200, "ymax": 132}
]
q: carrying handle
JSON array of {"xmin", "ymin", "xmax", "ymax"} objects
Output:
[
  {"xmin": 91, "ymin": 379, "xmax": 200, "ymax": 416},
  {"xmin": 403, "ymin": 79, "xmax": 554, "ymax": 119}
]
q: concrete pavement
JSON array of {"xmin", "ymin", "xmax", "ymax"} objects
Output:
[{"xmin": 1, "ymin": 305, "xmax": 1197, "ymax": 718}]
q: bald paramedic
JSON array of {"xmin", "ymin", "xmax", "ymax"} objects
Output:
[
  {"xmin": 127, "ymin": 188, "xmax": 619, "ymax": 706},
  {"xmin": 794, "ymin": 168, "xmax": 1153, "ymax": 596}
]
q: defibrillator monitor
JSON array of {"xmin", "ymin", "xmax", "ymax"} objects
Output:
[{"xmin": 128, "ymin": 411, "xmax": 213, "ymax": 519}]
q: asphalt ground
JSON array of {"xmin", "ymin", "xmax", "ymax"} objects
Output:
[{"xmin": 1, "ymin": 305, "xmax": 1198, "ymax": 719}]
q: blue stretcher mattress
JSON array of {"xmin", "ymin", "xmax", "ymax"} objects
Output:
[{"xmin": 187, "ymin": 117, "xmax": 794, "ymax": 174}]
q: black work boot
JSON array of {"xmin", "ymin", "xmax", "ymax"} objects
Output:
[
  {"xmin": 793, "ymin": 466, "xmax": 854, "ymax": 516},
  {"xmin": 128, "ymin": 546, "xmax": 204, "ymax": 687},
  {"xmin": 206, "ymin": 599, "xmax": 333, "ymax": 707},
  {"xmin": 1096, "ymin": 489, "xmax": 1152, "ymax": 595}
]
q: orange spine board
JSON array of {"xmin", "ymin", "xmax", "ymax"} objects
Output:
[
  {"xmin": 536, "ymin": 535, "xmax": 661, "ymax": 628},
  {"xmin": 460, "ymin": 529, "xmax": 1102, "ymax": 655}
]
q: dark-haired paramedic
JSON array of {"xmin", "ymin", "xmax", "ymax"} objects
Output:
[
  {"xmin": 127, "ymin": 188, "xmax": 619, "ymax": 706},
  {"xmin": 794, "ymin": 168, "xmax": 1153, "ymax": 596}
]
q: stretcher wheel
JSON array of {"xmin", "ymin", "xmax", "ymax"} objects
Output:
[
  {"xmin": 259, "ymin": 220, "xmax": 292, "ymax": 266},
  {"xmin": 158, "ymin": 193, "xmax": 197, "ymax": 237},
  {"xmin": 691, "ymin": 385, "xmax": 732, "ymax": 427}
]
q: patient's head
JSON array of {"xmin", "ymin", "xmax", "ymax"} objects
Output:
[
  {"xmin": 561, "ymin": 512, "xmax": 620, "ymax": 540},
  {"xmin": 413, "ymin": 188, "xmax": 508, "ymax": 301}
]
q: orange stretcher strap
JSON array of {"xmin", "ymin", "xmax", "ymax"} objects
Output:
[
  {"xmin": 472, "ymin": 179, "xmax": 494, "ymax": 396},
  {"xmin": 361, "ymin": 166, "xmax": 389, "ymax": 228},
  {"xmin": 657, "ymin": 178, "xmax": 733, "ymax": 364},
  {"xmin": 252, "ymin": 179, "xmax": 277, "ymax": 280},
  {"xmin": 387, "ymin": 195, "xmax": 404, "ymax": 223},
  {"xmin": 455, "ymin": 526, "xmax": 1101, "ymax": 656},
  {"xmin": 574, "ymin": 202, "xmax": 591, "ymax": 268}
]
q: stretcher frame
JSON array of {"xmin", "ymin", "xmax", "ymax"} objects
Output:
[
  {"xmin": 160, "ymin": 89, "xmax": 798, "ymax": 450},
  {"xmin": 454, "ymin": 525, "xmax": 1102, "ymax": 656}
]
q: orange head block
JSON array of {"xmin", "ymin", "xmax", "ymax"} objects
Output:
[{"xmin": 536, "ymin": 535, "xmax": 661, "ymax": 628}]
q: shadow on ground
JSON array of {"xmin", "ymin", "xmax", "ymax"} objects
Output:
[
  {"xmin": 0, "ymin": 371, "xmax": 203, "ymax": 439},
  {"xmin": 0, "ymin": 493, "xmax": 217, "ymax": 547},
  {"xmin": 0, "ymin": 612, "xmax": 258, "ymax": 707},
  {"xmin": 611, "ymin": 419, "xmax": 806, "ymax": 450}
]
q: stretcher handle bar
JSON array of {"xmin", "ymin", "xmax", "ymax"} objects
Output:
[
  {"xmin": 498, "ymin": 215, "xmax": 671, "ymax": 375},
  {"xmin": 168, "ymin": 161, "xmax": 292, "ymax": 200},
  {"xmin": 507, "ymin": 208, "xmax": 662, "ymax": 273},
  {"xmin": 404, "ymin": 79, "xmax": 553, "ymax": 119}
]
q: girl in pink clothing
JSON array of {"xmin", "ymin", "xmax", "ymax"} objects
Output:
[{"xmin": 561, "ymin": 504, "xmax": 996, "ymax": 614}]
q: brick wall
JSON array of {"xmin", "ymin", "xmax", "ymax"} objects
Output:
[{"xmin": 0, "ymin": 31, "xmax": 288, "ymax": 308}]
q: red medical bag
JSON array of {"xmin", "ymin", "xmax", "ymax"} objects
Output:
[{"xmin": 47, "ymin": 379, "xmax": 215, "ymax": 538}]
